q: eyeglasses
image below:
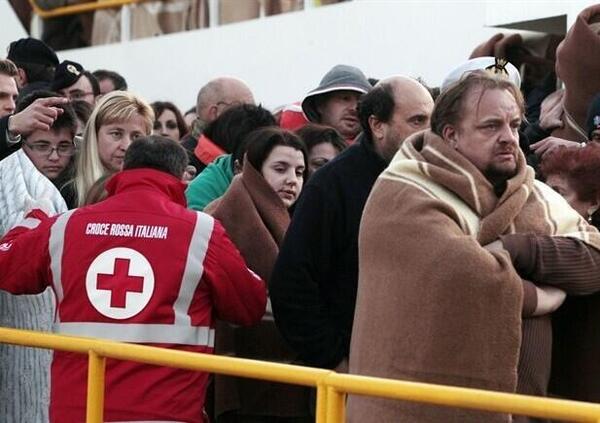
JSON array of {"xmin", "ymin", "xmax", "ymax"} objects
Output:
[{"xmin": 24, "ymin": 142, "xmax": 76, "ymax": 157}]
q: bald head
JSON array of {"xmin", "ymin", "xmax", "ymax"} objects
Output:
[
  {"xmin": 196, "ymin": 77, "xmax": 255, "ymax": 124},
  {"xmin": 378, "ymin": 75, "xmax": 432, "ymax": 104},
  {"xmin": 359, "ymin": 75, "xmax": 433, "ymax": 162}
]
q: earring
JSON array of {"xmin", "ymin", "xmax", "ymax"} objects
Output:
[{"xmin": 588, "ymin": 207, "xmax": 597, "ymax": 223}]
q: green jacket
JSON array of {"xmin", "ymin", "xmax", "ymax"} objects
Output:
[{"xmin": 185, "ymin": 154, "xmax": 233, "ymax": 211}]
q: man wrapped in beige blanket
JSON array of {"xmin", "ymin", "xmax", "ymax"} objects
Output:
[{"xmin": 348, "ymin": 72, "xmax": 600, "ymax": 422}]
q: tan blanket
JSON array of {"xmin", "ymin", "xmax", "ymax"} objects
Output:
[
  {"xmin": 206, "ymin": 159, "xmax": 288, "ymax": 282},
  {"xmin": 347, "ymin": 130, "xmax": 599, "ymax": 422}
]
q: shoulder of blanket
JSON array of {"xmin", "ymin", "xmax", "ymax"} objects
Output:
[
  {"xmin": 531, "ymin": 179, "xmax": 580, "ymax": 229},
  {"xmin": 0, "ymin": 148, "xmax": 24, "ymax": 175},
  {"xmin": 0, "ymin": 150, "xmax": 30, "ymax": 230},
  {"xmin": 376, "ymin": 155, "xmax": 480, "ymax": 236},
  {"xmin": 532, "ymin": 179, "xmax": 571, "ymax": 208},
  {"xmin": 380, "ymin": 154, "xmax": 451, "ymax": 205},
  {"xmin": 15, "ymin": 149, "xmax": 67, "ymax": 213},
  {"xmin": 531, "ymin": 179, "xmax": 599, "ymax": 240}
]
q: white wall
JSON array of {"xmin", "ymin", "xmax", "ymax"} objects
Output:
[
  {"xmin": 484, "ymin": 0, "xmax": 594, "ymax": 28},
  {"xmin": 2, "ymin": 1, "xmax": 597, "ymax": 110},
  {"xmin": 57, "ymin": 1, "xmax": 505, "ymax": 109},
  {"xmin": 0, "ymin": 1, "xmax": 28, "ymax": 53}
]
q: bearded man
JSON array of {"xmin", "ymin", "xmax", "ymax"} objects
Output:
[{"xmin": 348, "ymin": 72, "xmax": 600, "ymax": 422}]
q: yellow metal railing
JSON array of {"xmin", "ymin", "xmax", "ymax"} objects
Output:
[
  {"xmin": 1, "ymin": 326, "xmax": 600, "ymax": 423},
  {"xmin": 27, "ymin": 0, "xmax": 147, "ymax": 19}
]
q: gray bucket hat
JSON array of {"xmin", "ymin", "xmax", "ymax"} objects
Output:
[{"xmin": 301, "ymin": 64, "xmax": 372, "ymax": 122}]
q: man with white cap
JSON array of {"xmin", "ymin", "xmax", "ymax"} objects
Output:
[
  {"xmin": 440, "ymin": 56, "xmax": 521, "ymax": 92},
  {"xmin": 348, "ymin": 70, "xmax": 600, "ymax": 423},
  {"xmin": 301, "ymin": 64, "xmax": 372, "ymax": 143},
  {"xmin": 441, "ymin": 56, "xmax": 547, "ymax": 168}
]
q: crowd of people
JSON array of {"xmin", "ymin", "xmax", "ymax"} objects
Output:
[{"xmin": 1, "ymin": 3, "xmax": 600, "ymax": 422}]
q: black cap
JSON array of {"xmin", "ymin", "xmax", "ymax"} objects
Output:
[
  {"xmin": 7, "ymin": 37, "xmax": 59, "ymax": 68},
  {"xmin": 51, "ymin": 60, "xmax": 85, "ymax": 91}
]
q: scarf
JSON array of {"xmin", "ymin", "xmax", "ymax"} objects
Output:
[
  {"xmin": 347, "ymin": 130, "xmax": 600, "ymax": 423},
  {"xmin": 205, "ymin": 159, "xmax": 289, "ymax": 282}
]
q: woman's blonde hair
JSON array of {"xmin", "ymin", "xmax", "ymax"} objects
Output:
[{"xmin": 74, "ymin": 91, "xmax": 154, "ymax": 206}]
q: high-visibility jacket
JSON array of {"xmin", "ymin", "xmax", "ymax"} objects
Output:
[{"xmin": 0, "ymin": 168, "xmax": 267, "ymax": 423}]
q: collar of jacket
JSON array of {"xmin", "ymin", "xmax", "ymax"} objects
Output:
[
  {"xmin": 106, "ymin": 168, "xmax": 188, "ymax": 207},
  {"xmin": 194, "ymin": 134, "xmax": 226, "ymax": 166},
  {"xmin": 357, "ymin": 132, "xmax": 388, "ymax": 169}
]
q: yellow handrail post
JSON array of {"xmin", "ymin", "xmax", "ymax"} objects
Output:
[
  {"xmin": 315, "ymin": 380, "xmax": 328, "ymax": 423},
  {"xmin": 86, "ymin": 350, "xmax": 106, "ymax": 423},
  {"xmin": 326, "ymin": 385, "xmax": 346, "ymax": 423},
  {"xmin": 27, "ymin": 0, "xmax": 147, "ymax": 19}
]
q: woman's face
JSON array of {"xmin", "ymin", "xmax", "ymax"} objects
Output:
[
  {"xmin": 153, "ymin": 109, "xmax": 181, "ymax": 142},
  {"xmin": 97, "ymin": 114, "xmax": 147, "ymax": 172},
  {"xmin": 546, "ymin": 173, "xmax": 596, "ymax": 218},
  {"xmin": 261, "ymin": 145, "xmax": 305, "ymax": 208},
  {"xmin": 308, "ymin": 142, "xmax": 339, "ymax": 176}
]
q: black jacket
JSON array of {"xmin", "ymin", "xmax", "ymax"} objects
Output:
[
  {"xmin": 0, "ymin": 116, "xmax": 20, "ymax": 161},
  {"xmin": 270, "ymin": 134, "xmax": 387, "ymax": 369},
  {"xmin": 180, "ymin": 134, "xmax": 206, "ymax": 175}
]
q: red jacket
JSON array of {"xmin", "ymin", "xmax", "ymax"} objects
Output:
[{"xmin": 0, "ymin": 168, "xmax": 267, "ymax": 423}]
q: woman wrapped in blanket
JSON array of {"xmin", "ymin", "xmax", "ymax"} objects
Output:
[{"xmin": 205, "ymin": 127, "xmax": 313, "ymax": 423}]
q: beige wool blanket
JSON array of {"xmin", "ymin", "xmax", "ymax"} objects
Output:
[{"xmin": 347, "ymin": 130, "xmax": 600, "ymax": 422}]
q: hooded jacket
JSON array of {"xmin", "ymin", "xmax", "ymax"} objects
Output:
[{"xmin": 0, "ymin": 168, "xmax": 267, "ymax": 423}]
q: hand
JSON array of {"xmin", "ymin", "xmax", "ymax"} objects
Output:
[
  {"xmin": 483, "ymin": 240, "xmax": 505, "ymax": 253},
  {"xmin": 7, "ymin": 97, "xmax": 68, "ymax": 137},
  {"xmin": 532, "ymin": 285, "xmax": 566, "ymax": 316},
  {"xmin": 530, "ymin": 136, "xmax": 581, "ymax": 158},
  {"xmin": 538, "ymin": 89, "xmax": 564, "ymax": 132},
  {"xmin": 182, "ymin": 165, "xmax": 197, "ymax": 183}
]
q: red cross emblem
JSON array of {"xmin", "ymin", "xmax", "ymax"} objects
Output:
[
  {"xmin": 96, "ymin": 258, "xmax": 145, "ymax": 308},
  {"xmin": 86, "ymin": 247, "xmax": 155, "ymax": 320}
]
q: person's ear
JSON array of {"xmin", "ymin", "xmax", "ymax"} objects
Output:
[
  {"xmin": 369, "ymin": 115, "xmax": 384, "ymax": 141},
  {"xmin": 207, "ymin": 104, "xmax": 219, "ymax": 122},
  {"xmin": 587, "ymin": 200, "xmax": 599, "ymax": 220},
  {"xmin": 233, "ymin": 159, "xmax": 243, "ymax": 175},
  {"xmin": 182, "ymin": 165, "xmax": 196, "ymax": 183},
  {"xmin": 442, "ymin": 125, "xmax": 458, "ymax": 148},
  {"xmin": 16, "ymin": 68, "xmax": 27, "ymax": 87}
]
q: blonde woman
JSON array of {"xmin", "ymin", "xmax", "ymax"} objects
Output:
[{"xmin": 73, "ymin": 91, "xmax": 153, "ymax": 206}]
